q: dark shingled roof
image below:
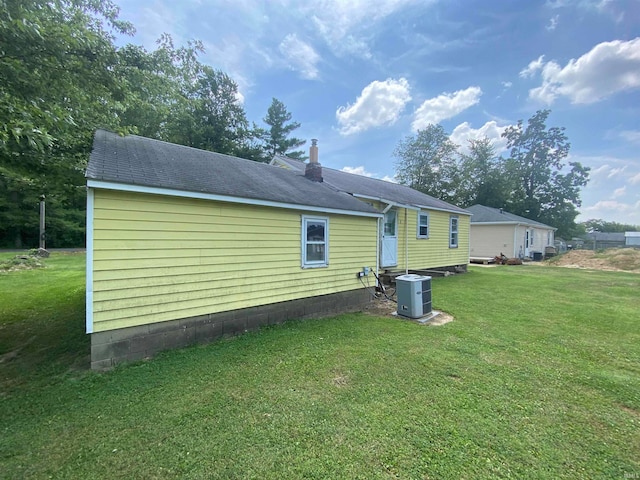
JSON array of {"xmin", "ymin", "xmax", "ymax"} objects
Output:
[
  {"xmin": 271, "ymin": 155, "xmax": 470, "ymax": 215},
  {"xmin": 466, "ymin": 204, "xmax": 554, "ymax": 229},
  {"xmin": 86, "ymin": 130, "xmax": 379, "ymax": 215}
]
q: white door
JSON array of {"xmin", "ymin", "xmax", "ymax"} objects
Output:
[
  {"xmin": 524, "ymin": 230, "xmax": 531, "ymax": 257},
  {"xmin": 381, "ymin": 210, "xmax": 398, "ymax": 267}
]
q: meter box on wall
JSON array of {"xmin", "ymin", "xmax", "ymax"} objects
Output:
[{"xmin": 396, "ymin": 274, "xmax": 432, "ymax": 319}]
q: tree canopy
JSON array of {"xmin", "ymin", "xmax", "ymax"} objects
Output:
[
  {"xmin": 0, "ymin": 1, "xmax": 307, "ymax": 247},
  {"xmin": 0, "ymin": 0, "xmax": 133, "ymax": 247},
  {"xmin": 502, "ymin": 109, "xmax": 589, "ymax": 237},
  {"xmin": 262, "ymin": 98, "xmax": 306, "ymax": 160},
  {"xmin": 393, "ymin": 124, "xmax": 460, "ymax": 204},
  {"xmin": 393, "ymin": 111, "xmax": 591, "ymax": 239},
  {"xmin": 579, "ymin": 219, "xmax": 640, "ymax": 233}
]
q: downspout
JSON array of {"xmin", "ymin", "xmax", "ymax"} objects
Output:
[{"xmin": 405, "ymin": 208, "xmax": 409, "ymax": 274}]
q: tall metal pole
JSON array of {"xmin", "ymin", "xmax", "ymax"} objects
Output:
[{"xmin": 39, "ymin": 194, "xmax": 46, "ymax": 250}]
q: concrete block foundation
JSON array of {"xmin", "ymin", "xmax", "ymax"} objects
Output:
[{"xmin": 90, "ymin": 288, "xmax": 370, "ymax": 370}]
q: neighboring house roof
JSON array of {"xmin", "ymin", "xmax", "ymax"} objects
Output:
[
  {"xmin": 466, "ymin": 204, "xmax": 555, "ymax": 229},
  {"xmin": 87, "ymin": 130, "xmax": 379, "ymax": 216},
  {"xmin": 271, "ymin": 155, "xmax": 470, "ymax": 215},
  {"xmin": 624, "ymin": 232, "xmax": 640, "ymax": 237}
]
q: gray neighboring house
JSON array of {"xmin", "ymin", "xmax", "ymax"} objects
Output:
[
  {"xmin": 467, "ymin": 204, "xmax": 556, "ymax": 259},
  {"xmin": 583, "ymin": 232, "xmax": 626, "ymax": 249}
]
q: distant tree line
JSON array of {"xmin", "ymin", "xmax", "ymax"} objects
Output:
[
  {"xmin": 577, "ymin": 220, "xmax": 640, "ymax": 235},
  {"xmin": 0, "ymin": 0, "xmax": 305, "ymax": 248},
  {"xmin": 394, "ymin": 110, "xmax": 591, "ymax": 239}
]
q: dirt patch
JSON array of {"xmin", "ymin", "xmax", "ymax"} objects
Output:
[
  {"xmin": 546, "ymin": 248, "xmax": 640, "ymax": 273},
  {"xmin": 362, "ymin": 297, "xmax": 398, "ymax": 317},
  {"xmin": 362, "ymin": 296, "xmax": 454, "ymax": 326}
]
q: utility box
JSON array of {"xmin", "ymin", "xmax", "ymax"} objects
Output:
[{"xmin": 396, "ymin": 274, "xmax": 432, "ymax": 319}]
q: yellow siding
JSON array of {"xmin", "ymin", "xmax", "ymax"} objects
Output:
[
  {"xmin": 91, "ymin": 189, "xmax": 377, "ymax": 332},
  {"xmin": 396, "ymin": 208, "xmax": 470, "ymax": 270}
]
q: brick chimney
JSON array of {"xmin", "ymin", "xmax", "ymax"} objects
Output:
[{"xmin": 305, "ymin": 139, "xmax": 323, "ymax": 182}]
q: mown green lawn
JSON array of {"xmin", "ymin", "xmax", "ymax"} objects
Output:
[{"xmin": 1, "ymin": 254, "xmax": 639, "ymax": 479}]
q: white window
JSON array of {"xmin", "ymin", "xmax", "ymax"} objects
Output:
[
  {"xmin": 449, "ymin": 216, "xmax": 459, "ymax": 248},
  {"xmin": 302, "ymin": 216, "xmax": 328, "ymax": 268},
  {"xmin": 417, "ymin": 211, "xmax": 429, "ymax": 238}
]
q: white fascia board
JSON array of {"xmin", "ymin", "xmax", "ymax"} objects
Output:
[
  {"xmin": 87, "ymin": 180, "xmax": 383, "ymax": 219},
  {"xmin": 472, "ymin": 220, "xmax": 555, "ymax": 230},
  {"xmin": 413, "ymin": 204, "xmax": 472, "ymax": 216},
  {"xmin": 85, "ymin": 188, "xmax": 94, "ymax": 334},
  {"xmin": 354, "ymin": 195, "xmax": 469, "ymax": 215},
  {"xmin": 473, "ymin": 221, "xmax": 532, "ymax": 226},
  {"xmin": 351, "ymin": 193, "xmax": 420, "ymax": 211}
]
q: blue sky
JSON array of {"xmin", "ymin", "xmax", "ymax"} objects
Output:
[{"xmin": 111, "ymin": 0, "xmax": 640, "ymax": 225}]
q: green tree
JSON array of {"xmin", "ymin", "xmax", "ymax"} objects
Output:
[
  {"xmin": 502, "ymin": 110, "xmax": 589, "ymax": 238},
  {"xmin": 457, "ymin": 137, "xmax": 510, "ymax": 208},
  {"xmin": 393, "ymin": 124, "xmax": 460, "ymax": 203},
  {"xmin": 118, "ymin": 35, "xmax": 258, "ymax": 159},
  {"xmin": 262, "ymin": 98, "xmax": 306, "ymax": 160},
  {"xmin": 580, "ymin": 219, "xmax": 640, "ymax": 233},
  {"xmin": 0, "ymin": 0, "xmax": 133, "ymax": 247}
]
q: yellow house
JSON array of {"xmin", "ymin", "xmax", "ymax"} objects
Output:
[
  {"xmin": 86, "ymin": 132, "xmax": 470, "ymax": 369},
  {"xmin": 86, "ymin": 131, "xmax": 382, "ymax": 369},
  {"xmin": 271, "ymin": 155, "xmax": 471, "ymax": 275}
]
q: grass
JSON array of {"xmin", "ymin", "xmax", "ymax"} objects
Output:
[
  {"xmin": 1, "ymin": 255, "xmax": 639, "ymax": 479},
  {"xmin": 0, "ymin": 252, "xmax": 88, "ymax": 391}
]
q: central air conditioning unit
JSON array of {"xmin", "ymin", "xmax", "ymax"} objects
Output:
[{"xmin": 396, "ymin": 274, "xmax": 432, "ymax": 319}]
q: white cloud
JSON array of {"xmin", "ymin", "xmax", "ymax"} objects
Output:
[
  {"xmin": 450, "ymin": 120, "xmax": 510, "ymax": 153},
  {"xmin": 612, "ymin": 186, "xmax": 626, "ymax": 198},
  {"xmin": 580, "ymin": 199, "xmax": 640, "ymax": 224},
  {"xmin": 341, "ymin": 166, "xmax": 374, "ymax": 176},
  {"xmin": 525, "ymin": 38, "xmax": 640, "ymax": 104},
  {"xmin": 279, "ymin": 33, "xmax": 321, "ymax": 80},
  {"xmin": 547, "ymin": 0, "xmax": 626, "ymax": 22},
  {"xmin": 502, "ymin": 81, "xmax": 513, "ymax": 88},
  {"xmin": 341, "ymin": 166, "xmax": 397, "ymax": 183},
  {"xmin": 411, "ymin": 86, "xmax": 482, "ymax": 131},
  {"xmin": 588, "ymin": 163, "xmax": 628, "ymax": 184},
  {"xmin": 519, "ymin": 55, "xmax": 546, "ymax": 78},
  {"xmin": 309, "ymin": 0, "xmax": 419, "ymax": 58},
  {"xmin": 546, "ymin": 14, "xmax": 560, "ymax": 30},
  {"xmin": 336, "ymin": 78, "xmax": 411, "ymax": 135},
  {"xmin": 620, "ymin": 130, "xmax": 640, "ymax": 145},
  {"xmin": 630, "ymin": 173, "xmax": 640, "ymax": 185}
]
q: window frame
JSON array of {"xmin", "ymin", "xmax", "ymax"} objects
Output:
[
  {"xmin": 417, "ymin": 210, "xmax": 430, "ymax": 239},
  {"xmin": 301, "ymin": 215, "xmax": 329, "ymax": 268},
  {"xmin": 449, "ymin": 215, "xmax": 459, "ymax": 249}
]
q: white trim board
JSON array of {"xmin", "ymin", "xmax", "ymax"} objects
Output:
[
  {"xmin": 87, "ymin": 180, "xmax": 383, "ymax": 219},
  {"xmin": 85, "ymin": 188, "xmax": 94, "ymax": 334}
]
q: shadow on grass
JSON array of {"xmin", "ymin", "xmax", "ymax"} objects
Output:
[{"xmin": 0, "ymin": 254, "xmax": 90, "ymax": 394}]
